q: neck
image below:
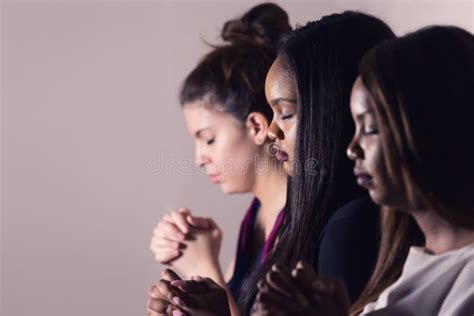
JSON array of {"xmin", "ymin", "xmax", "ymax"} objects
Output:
[
  {"xmin": 411, "ymin": 209, "xmax": 474, "ymax": 254},
  {"xmin": 252, "ymin": 158, "xmax": 287, "ymax": 238}
]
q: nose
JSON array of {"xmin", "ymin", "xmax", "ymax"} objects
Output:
[
  {"xmin": 195, "ymin": 155, "xmax": 211, "ymax": 168},
  {"xmin": 347, "ymin": 137, "xmax": 364, "ymax": 161},
  {"xmin": 195, "ymin": 147, "xmax": 211, "ymax": 168},
  {"xmin": 268, "ymin": 120, "xmax": 284, "ymax": 141}
]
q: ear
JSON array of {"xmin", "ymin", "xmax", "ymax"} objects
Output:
[{"xmin": 245, "ymin": 112, "xmax": 270, "ymax": 145}]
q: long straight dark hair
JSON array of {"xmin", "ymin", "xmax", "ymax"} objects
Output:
[
  {"xmin": 239, "ymin": 11, "xmax": 395, "ymax": 314},
  {"xmin": 351, "ymin": 26, "xmax": 474, "ymax": 313}
]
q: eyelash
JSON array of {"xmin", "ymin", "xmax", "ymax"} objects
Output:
[
  {"xmin": 206, "ymin": 138, "xmax": 215, "ymax": 145},
  {"xmin": 281, "ymin": 113, "xmax": 294, "ymax": 120},
  {"xmin": 362, "ymin": 123, "xmax": 379, "ymax": 135}
]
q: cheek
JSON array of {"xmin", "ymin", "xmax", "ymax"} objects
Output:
[
  {"xmin": 364, "ymin": 140, "xmax": 384, "ymax": 178},
  {"xmin": 219, "ymin": 146, "xmax": 257, "ymax": 194},
  {"xmin": 281, "ymin": 121, "xmax": 297, "ymax": 156},
  {"xmin": 282, "ymin": 121, "xmax": 297, "ymax": 176},
  {"xmin": 212, "ymin": 133, "xmax": 258, "ymax": 182},
  {"xmin": 363, "ymin": 139, "xmax": 402, "ymax": 205}
]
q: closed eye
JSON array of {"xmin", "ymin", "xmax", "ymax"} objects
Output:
[
  {"xmin": 361, "ymin": 113, "xmax": 378, "ymax": 135},
  {"xmin": 362, "ymin": 122, "xmax": 379, "ymax": 135},
  {"xmin": 206, "ymin": 138, "xmax": 215, "ymax": 145}
]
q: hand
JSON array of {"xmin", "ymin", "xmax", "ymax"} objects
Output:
[
  {"xmin": 251, "ymin": 264, "xmax": 311, "ymax": 316},
  {"xmin": 147, "ymin": 269, "xmax": 183, "ymax": 316},
  {"xmin": 150, "ymin": 208, "xmax": 210, "ymax": 265},
  {"xmin": 291, "ymin": 261, "xmax": 351, "ymax": 316},
  {"xmin": 169, "ymin": 276, "xmax": 231, "ymax": 316},
  {"xmin": 170, "ymin": 218, "xmax": 223, "ymax": 281},
  {"xmin": 252, "ymin": 262, "xmax": 350, "ymax": 316}
]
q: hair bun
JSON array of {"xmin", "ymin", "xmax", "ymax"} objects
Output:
[{"xmin": 221, "ymin": 3, "xmax": 291, "ymax": 48}]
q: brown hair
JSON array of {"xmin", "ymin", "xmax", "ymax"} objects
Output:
[
  {"xmin": 351, "ymin": 26, "xmax": 474, "ymax": 313},
  {"xmin": 179, "ymin": 3, "xmax": 291, "ymax": 124}
]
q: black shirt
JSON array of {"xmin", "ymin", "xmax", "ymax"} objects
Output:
[{"xmin": 318, "ymin": 196, "xmax": 380, "ymax": 303}]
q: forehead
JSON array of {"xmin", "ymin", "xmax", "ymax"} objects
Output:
[
  {"xmin": 183, "ymin": 100, "xmax": 215, "ymax": 122},
  {"xmin": 350, "ymin": 76, "xmax": 373, "ymax": 116},
  {"xmin": 182, "ymin": 100, "xmax": 240, "ymax": 133},
  {"xmin": 265, "ymin": 57, "xmax": 297, "ymax": 102}
]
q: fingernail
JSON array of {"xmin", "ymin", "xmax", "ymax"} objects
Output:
[
  {"xmin": 173, "ymin": 310, "xmax": 185, "ymax": 316},
  {"xmin": 171, "ymin": 280, "xmax": 184, "ymax": 287},
  {"xmin": 173, "ymin": 296, "xmax": 185, "ymax": 306}
]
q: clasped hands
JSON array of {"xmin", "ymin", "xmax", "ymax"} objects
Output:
[
  {"xmin": 147, "ymin": 261, "xmax": 350, "ymax": 316},
  {"xmin": 147, "ymin": 269, "xmax": 230, "ymax": 316},
  {"xmin": 251, "ymin": 261, "xmax": 350, "ymax": 316}
]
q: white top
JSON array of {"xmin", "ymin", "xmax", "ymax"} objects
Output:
[{"xmin": 362, "ymin": 243, "xmax": 474, "ymax": 316}]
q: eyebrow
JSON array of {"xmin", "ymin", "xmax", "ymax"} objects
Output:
[
  {"xmin": 195, "ymin": 127, "xmax": 211, "ymax": 138},
  {"xmin": 270, "ymin": 97, "xmax": 297, "ymax": 106},
  {"xmin": 356, "ymin": 110, "xmax": 373, "ymax": 120}
]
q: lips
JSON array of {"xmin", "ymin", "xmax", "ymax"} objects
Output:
[
  {"xmin": 207, "ymin": 174, "xmax": 220, "ymax": 184},
  {"xmin": 354, "ymin": 168, "xmax": 373, "ymax": 188},
  {"xmin": 271, "ymin": 143, "xmax": 289, "ymax": 162},
  {"xmin": 276, "ymin": 149, "xmax": 289, "ymax": 162}
]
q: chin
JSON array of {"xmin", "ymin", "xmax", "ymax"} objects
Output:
[
  {"xmin": 368, "ymin": 188, "xmax": 400, "ymax": 209},
  {"xmin": 219, "ymin": 183, "xmax": 238, "ymax": 195},
  {"xmin": 283, "ymin": 161, "xmax": 293, "ymax": 176},
  {"xmin": 368, "ymin": 189, "xmax": 384, "ymax": 205},
  {"xmin": 220, "ymin": 182, "xmax": 250, "ymax": 195}
]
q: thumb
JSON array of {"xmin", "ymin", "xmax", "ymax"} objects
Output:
[
  {"xmin": 177, "ymin": 208, "xmax": 192, "ymax": 216},
  {"xmin": 161, "ymin": 269, "xmax": 182, "ymax": 282},
  {"xmin": 170, "ymin": 278, "xmax": 210, "ymax": 294},
  {"xmin": 205, "ymin": 217, "xmax": 220, "ymax": 230},
  {"xmin": 292, "ymin": 260, "xmax": 317, "ymax": 289},
  {"xmin": 186, "ymin": 215, "xmax": 210, "ymax": 229}
]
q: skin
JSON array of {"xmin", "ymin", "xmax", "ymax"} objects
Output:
[
  {"xmin": 265, "ymin": 56, "xmax": 298, "ymax": 176},
  {"xmin": 148, "ymin": 271, "xmax": 231, "ymax": 316},
  {"xmin": 251, "ymin": 262, "xmax": 350, "ymax": 316},
  {"xmin": 347, "ymin": 77, "xmax": 474, "ymax": 255},
  {"xmin": 253, "ymin": 76, "xmax": 474, "ymax": 316},
  {"xmin": 183, "ymin": 101, "xmax": 265, "ymax": 195},
  {"xmin": 346, "ymin": 77, "xmax": 405, "ymax": 207},
  {"xmin": 150, "ymin": 98, "xmax": 287, "ymax": 316}
]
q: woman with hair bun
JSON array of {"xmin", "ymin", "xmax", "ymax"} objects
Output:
[{"xmin": 148, "ymin": 3, "xmax": 291, "ymax": 315}]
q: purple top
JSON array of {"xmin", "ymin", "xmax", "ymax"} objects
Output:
[{"xmin": 227, "ymin": 197, "xmax": 285, "ymax": 297}]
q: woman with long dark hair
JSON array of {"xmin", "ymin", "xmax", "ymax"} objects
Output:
[
  {"xmin": 148, "ymin": 3, "xmax": 291, "ymax": 315},
  {"xmin": 147, "ymin": 11, "xmax": 396, "ymax": 316},
  {"xmin": 253, "ymin": 25, "xmax": 474, "ymax": 316},
  {"xmin": 237, "ymin": 12, "xmax": 395, "ymax": 314}
]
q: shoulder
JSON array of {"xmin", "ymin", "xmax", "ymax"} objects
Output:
[
  {"xmin": 319, "ymin": 195, "xmax": 380, "ymax": 245},
  {"xmin": 317, "ymin": 196, "xmax": 381, "ymax": 302},
  {"xmin": 327, "ymin": 196, "xmax": 379, "ymax": 225},
  {"xmin": 320, "ymin": 196, "xmax": 380, "ymax": 239}
]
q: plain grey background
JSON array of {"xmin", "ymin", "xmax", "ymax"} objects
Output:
[{"xmin": 1, "ymin": 1, "xmax": 472, "ymax": 315}]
